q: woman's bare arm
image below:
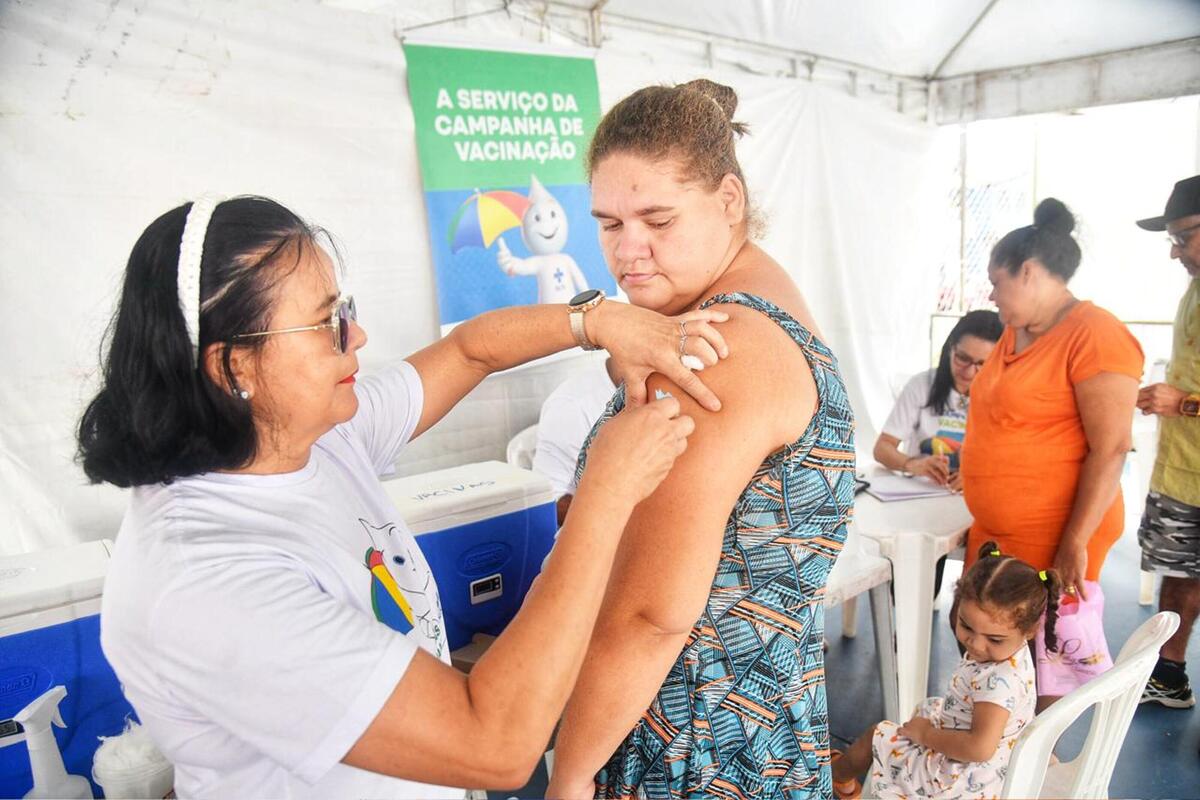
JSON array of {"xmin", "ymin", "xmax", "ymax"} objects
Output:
[{"xmin": 547, "ymin": 307, "xmax": 817, "ymax": 797}]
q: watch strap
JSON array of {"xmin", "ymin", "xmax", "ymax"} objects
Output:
[
  {"xmin": 570, "ymin": 309, "xmax": 601, "ymax": 350},
  {"xmin": 1181, "ymin": 393, "xmax": 1200, "ymax": 417}
]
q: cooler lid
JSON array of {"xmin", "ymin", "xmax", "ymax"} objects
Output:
[
  {"xmin": 0, "ymin": 539, "xmax": 113, "ymax": 619},
  {"xmin": 383, "ymin": 461, "xmax": 557, "ymax": 535}
]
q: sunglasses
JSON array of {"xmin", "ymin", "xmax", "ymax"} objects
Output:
[
  {"xmin": 1168, "ymin": 223, "xmax": 1200, "ymax": 248},
  {"xmin": 951, "ymin": 348, "xmax": 987, "ymax": 370},
  {"xmin": 232, "ymin": 295, "xmax": 357, "ymax": 354}
]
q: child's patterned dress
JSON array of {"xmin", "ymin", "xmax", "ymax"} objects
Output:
[{"xmin": 869, "ymin": 646, "xmax": 1037, "ymax": 799}]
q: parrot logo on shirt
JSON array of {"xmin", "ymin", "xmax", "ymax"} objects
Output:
[
  {"xmin": 364, "ymin": 544, "xmax": 415, "ymax": 634},
  {"xmin": 360, "ymin": 519, "xmax": 444, "ymax": 653}
]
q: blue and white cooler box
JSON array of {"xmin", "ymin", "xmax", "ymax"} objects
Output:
[
  {"xmin": 384, "ymin": 461, "xmax": 557, "ymax": 651},
  {"xmin": 0, "ymin": 540, "xmax": 134, "ymax": 797}
]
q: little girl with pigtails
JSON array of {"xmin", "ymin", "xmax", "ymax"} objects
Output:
[{"xmin": 832, "ymin": 542, "xmax": 1061, "ymax": 799}]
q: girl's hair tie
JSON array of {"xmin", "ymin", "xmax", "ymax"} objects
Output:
[
  {"xmin": 990, "ymin": 550, "xmax": 1001, "ymax": 557},
  {"xmin": 1038, "ymin": 570, "xmax": 1048, "ymax": 582}
]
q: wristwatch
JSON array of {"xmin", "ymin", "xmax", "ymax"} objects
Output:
[
  {"xmin": 568, "ymin": 289, "xmax": 605, "ymax": 351},
  {"xmin": 1181, "ymin": 393, "xmax": 1200, "ymax": 417}
]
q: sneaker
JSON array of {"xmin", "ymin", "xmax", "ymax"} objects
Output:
[{"xmin": 1140, "ymin": 675, "xmax": 1196, "ymax": 709}]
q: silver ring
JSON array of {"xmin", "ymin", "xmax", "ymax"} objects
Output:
[
  {"xmin": 678, "ymin": 333, "xmax": 688, "ymax": 356},
  {"xmin": 679, "ymin": 320, "xmax": 687, "ymax": 337}
]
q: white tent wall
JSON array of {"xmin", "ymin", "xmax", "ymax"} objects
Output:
[{"xmin": 0, "ymin": 0, "xmax": 957, "ymax": 556}]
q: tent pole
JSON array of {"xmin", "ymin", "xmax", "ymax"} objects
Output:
[{"xmin": 588, "ymin": 0, "xmax": 608, "ymax": 48}]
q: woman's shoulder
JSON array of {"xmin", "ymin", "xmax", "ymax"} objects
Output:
[
  {"xmin": 691, "ymin": 301, "xmax": 811, "ymax": 391},
  {"xmin": 1071, "ymin": 301, "xmax": 1125, "ymax": 330},
  {"xmin": 1064, "ymin": 301, "xmax": 1143, "ymax": 363},
  {"xmin": 652, "ymin": 295, "xmax": 819, "ymax": 452},
  {"xmin": 1064, "ymin": 302, "xmax": 1138, "ymax": 346},
  {"xmin": 700, "ymin": 284, "xmax": 809, "ymax": 345},
  {"xmin": 903, "ymin": 368, "xmax": 936, "ymax": 395},
  {"xmin": 703, "ymin": 253, "xmax": 819, "ymax": 331}
]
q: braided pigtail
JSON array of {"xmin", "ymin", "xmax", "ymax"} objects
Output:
[{"xmin": 1039, "ymin": 568, "xmax": 1063, "ymax": 653}]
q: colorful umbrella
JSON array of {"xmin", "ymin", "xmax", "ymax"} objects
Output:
[{"xmin": 447, "ymin": 189, "xmax": 531, "ymax": 253}]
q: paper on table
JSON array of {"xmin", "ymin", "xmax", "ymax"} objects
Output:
[{"xmin": 864, "ymin": 472, "xmax": 954, "ymax": 502}]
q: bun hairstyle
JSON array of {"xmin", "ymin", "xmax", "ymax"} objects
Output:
[
  {"xmin": 682, "ymin": 78, "xmax": 750, "ymax": 138},
  {"xmin": 956, "ymin": 541, "xmax": 1062, "ymax": 652},
  {"xmin": 586, "ymin": 78, "xmax": 762, "ymax": 236},
  {"xmin": 990, "ymin": 197, "xmax": 1082, "ymax": 282}
]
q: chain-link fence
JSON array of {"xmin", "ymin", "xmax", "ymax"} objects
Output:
[{"xmin": 937, "ymin": 144, "xmax": 1032, "ymax": 313}]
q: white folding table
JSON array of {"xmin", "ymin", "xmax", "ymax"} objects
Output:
[{"xmin": 853, "ymin": 468, "xmax": 973, "ymax": 719}]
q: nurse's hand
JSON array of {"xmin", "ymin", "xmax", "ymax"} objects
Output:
[
  {"xmin": 588, "ymin": 301, "xmax": 730, "ymax": 412},
  {"xmin": 577, "ymin": 395, "xmax": 694, "ymax": 510}
]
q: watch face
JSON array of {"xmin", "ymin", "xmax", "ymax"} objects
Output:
[
  {"xmin": 1184, "ymin": 397, "xmax": 1200, "ymax": 416},
  {"xmin": 569, "ymin": 289, "xmax": 602, "ymax": 307}
]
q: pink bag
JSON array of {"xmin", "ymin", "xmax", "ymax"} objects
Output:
[{"xmin": 1033, "ymin": 580, "xmax": 1114, "ymax": 696}]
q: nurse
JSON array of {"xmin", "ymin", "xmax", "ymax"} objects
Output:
[{"xmin": 79, "ymin": 195, "xmax": 729, "ymax": 797}]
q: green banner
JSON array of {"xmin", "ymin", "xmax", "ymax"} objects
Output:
[
  {"xmin": 403, "ymin": 43, "xmax": 614, "ymax": 328},
  {"xmin": 405, "ymin": 43, "xmax": 602, "ymax": 191}
]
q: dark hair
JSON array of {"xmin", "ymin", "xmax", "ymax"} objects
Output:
[
  {"xmin": 956, "ymin": 541, "xmax": 1062, "ymax": 652},
  {"xmin": 926, "ymin": 309, "xmax": 1003, "ymax": 415},
  {"xmin": 990, "ymin": 197, "xmax": 1081, "ymax": 281},
  {"xmin": 77, "ymin": 196, "xmax": 323, "ymax": 487},
  {"xmin": 586, "ymin": 79, "xmax": 761, "ymax": 236}
]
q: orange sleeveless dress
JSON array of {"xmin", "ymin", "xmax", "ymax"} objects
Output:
[{"xmin": 960, "ymin": 302, "xmax": 1143, "ymax": 579}]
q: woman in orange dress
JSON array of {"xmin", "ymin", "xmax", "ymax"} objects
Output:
[{"xmin": 960, "ymin": 198, "xmax": 1143, "ymax": 705}]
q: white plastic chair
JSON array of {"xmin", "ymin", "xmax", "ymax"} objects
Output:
[
  {"xmin": 1000, "ymin": 611, "xmax": 1180, "ymax": 799},
  {"xmin": 825, "ymin": 530, "xmax": 900, "ymax": 721},
  {"xmin": 506, "ymin": 424, "xmax": 539, "ymax": 470}
]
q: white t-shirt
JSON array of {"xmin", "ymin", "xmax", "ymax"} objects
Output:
[
  {"xmin": 532, "ymin": 360, "xmax": 617, "ymax": 497},
  {"xmin": 880, "ymin": 368, "xmax": 969, "ymax": 465},
  {"xmin": 100, "ymin": 361, "xmax": 462, "ymax": 800}
]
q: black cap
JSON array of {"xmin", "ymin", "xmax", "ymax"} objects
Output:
[{"xmin": 1137, "ymin": 175, "xmax": 1200, "ymax": 231}]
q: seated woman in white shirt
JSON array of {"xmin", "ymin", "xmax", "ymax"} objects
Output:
[
  {"xmin": 77, "ymin": 196, "xmax": 732, "ymax": 798},
  {"xmin": 532, "ymin": 356, "xmax": 621, "ymax": 524},
  {"xmin": 873, "ymin": 309, "xmax": 1002, "ymax": 490}
]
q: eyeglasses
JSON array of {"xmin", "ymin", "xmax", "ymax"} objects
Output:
[
  {"xmin": 1167, "ymin": 223, "xmax": 1200, "ymax": 248},
  {"xmin": 951, "ymin": 348, "xmax": 987, "ymax": 370},
  {"xmin": 232, "ymin": 295, "xmax": 357, "ymax": 354}
]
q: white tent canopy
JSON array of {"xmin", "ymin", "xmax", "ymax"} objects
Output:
[
  {"xmin": 541, "ymin": 0, "xmax": 1199, "ymax": 77},
  {"xmin": 1, "ymin": 0, "xmax": 1196, "ymax": 555},
  {"xmin": 369, "ymin": 0, "xmax": 1200, "ymax": 119}
]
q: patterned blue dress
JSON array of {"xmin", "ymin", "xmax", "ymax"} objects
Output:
[{"xmin": 575, "ymin": 292, "xmax": 856, "ymax": 800}]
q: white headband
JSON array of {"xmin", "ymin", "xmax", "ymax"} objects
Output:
[{"xmin": 177, "ymin": 196, "xmax": 223, "ymax": 369}]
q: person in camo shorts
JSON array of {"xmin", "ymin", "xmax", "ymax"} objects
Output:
[{"xmin": 1135, "ymin": 175, "xmax": 1200, "ymax": 713}]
